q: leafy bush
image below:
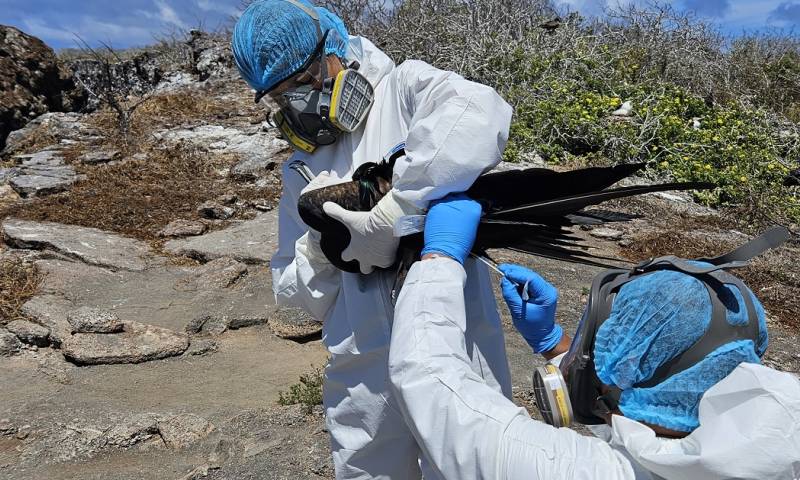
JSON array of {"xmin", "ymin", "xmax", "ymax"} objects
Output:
[{"xmin": 277, "ymin": 367, "xmax": 324, "ymax": 414}]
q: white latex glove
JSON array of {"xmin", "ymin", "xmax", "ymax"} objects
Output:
[{"xmin": 323, "ymin": 191, "xmax": 421, "ymax": 274}]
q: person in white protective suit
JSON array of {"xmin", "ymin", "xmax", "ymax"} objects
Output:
[
  {"xmin": 389, "ymin": 193, "xmax": 800, "ymax": 480},
  {"xmin": 231, "ymin": 1, "xmax": 513, "ymax": 477}
]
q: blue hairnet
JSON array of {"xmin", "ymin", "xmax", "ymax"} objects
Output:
[
  {"xmin": 232, "ymin": 0, "xmax": 349, "ymax": 93},
  {"xmin": 593, "ymin": 268, "xmax": 768, "ymax": 432}
]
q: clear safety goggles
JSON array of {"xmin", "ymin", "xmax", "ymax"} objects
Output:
[{"xmin": 255, "ymin": 29, "xmax": 330, "ymax": 108}]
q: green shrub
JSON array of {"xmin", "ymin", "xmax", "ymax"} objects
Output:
[
  {"xmin": 503, "ymin": 68, "xmax": 800, "ymax": 226},
  {"xmin": 277, "ymin": 367, "xmax": 324, "ymax": 414}
]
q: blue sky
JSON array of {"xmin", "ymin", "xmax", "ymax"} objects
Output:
[{"xmin": 0, "ymin": 0, "xmax": 797, "ymax": 50}]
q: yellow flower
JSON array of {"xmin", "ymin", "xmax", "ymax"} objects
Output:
[
  {"xmin": 660, "ymin": 161, "xmax": 669, "ymax": 168},
  {"xmin": 739, "ymin": 176, "xmax": 748, "ymax": 182},
  {"xmin": 704, "ymin": 164, "xmax": 712, "ymax": 170},
  {"xmin": 768, "ymin": 164, "xmax": 776, "ymax": 170}
]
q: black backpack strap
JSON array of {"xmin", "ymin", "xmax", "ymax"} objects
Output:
[{"xmin": 698, "ymin": 226, "xmax": 791, "ymax": 266}]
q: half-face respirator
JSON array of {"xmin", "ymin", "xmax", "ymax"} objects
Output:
[
  {"xmin": 532, "ymin": 226, "xmax": 790, "ymax": 428},
  {"xmin": 258, "ymin": 0, "xmax": 374, "ymax": 153}
]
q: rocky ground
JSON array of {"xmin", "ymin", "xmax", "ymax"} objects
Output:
[{"xmin": 0, "ymin": 26, "xmax": 798, "ymax": 480}]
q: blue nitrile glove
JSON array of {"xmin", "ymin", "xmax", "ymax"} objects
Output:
[
  {"xmin": 420, "ymin": 193, "xmax": 481, "ymax": 264},
  {"xmin": 498, "ymin": 264, "xmax": 563, "ymax": 353}
]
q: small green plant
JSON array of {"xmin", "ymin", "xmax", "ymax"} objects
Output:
[{"xmin": 277, "ymin": 366, "xmax": 324, "ymax": 414}]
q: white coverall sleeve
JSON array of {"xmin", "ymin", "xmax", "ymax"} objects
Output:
[
  {"xmin": 390, "ymin": 60, "xmax": 513, "ymax": 208},
  {"xmin": 388, "ymin": 258, "xmax": 637, "ymax": 480},
  {"xmin": 270, "ymin": 162, "xmax": 341, "ymax": 321}
]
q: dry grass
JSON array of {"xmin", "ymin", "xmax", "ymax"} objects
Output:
[
  {"xmin": 133, "ymin": 91, "xmax": 230, "ymax": 127},
  {"xmin": 1, "ymin": 84, "xmax": 282, "ymax": 243},
  {"xmin": 624, "ymin": 225, "xmax": 800, "ymax": 328},
  {"xmin": 0, "ymin": 257, "xmax": 42, "ymax": 325},
  {"xmin": 2, "ymin": 143, "xmax": 257, "ymax": 240}
]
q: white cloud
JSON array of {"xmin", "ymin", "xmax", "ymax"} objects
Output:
[
  {"xmin": 21, "ymin": 17, "xmax": 75, "ymax": 43},
  {"xmin": 725, "ymin": 0, "xmax": 785, "ymax": 30},
  {"xmin": 196, "ymin": 0, "xmax": 239, "ymax": 17},
  {"xmin": 139, "ymin": 0, "xmax": 189, "ymax": 31},
  {"xmin": 21, "ymin": 16, "xmax": 154, "ymax": 48}
]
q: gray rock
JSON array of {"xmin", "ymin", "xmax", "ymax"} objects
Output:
[
  {"xmin": 158, "ymin": 219, "xmax": 207, "ymax": 238},
  {"xmin": 0, "ymin": 26, "xmax": 88, "ymax": 152},
  {"xmin": 5, "ymin": 320, "xmax": 49, "ymax": 346},
  {"xmin": 188, "ymin": 30, "xmax": 234, "ymax": 81},
  {"xmin": 36, "ymin": 349, "xmax": 74, "ymax": 384},
  {"xmin": 14, "ymin": 149, "xmax": 64, "ymax": 166},
  {"xmin": 0, "ymin": 167, "xmax": 20, "ymax": 183},
  {"xmin": 9, "ymin": 172, "xmax": 76, "ymax": 198},
  {"xmin": 176, "ymin": 257, "xmax": 248, "ymax": 291},
  {"xmin": 185, "ymin": 316, "xmax": 229, "ymax": 336},
  {"xmin": 229, "ymin": 155, "xmax": 277, "ymax": 181},
  {"xmin": 157, "ymin": 414, "xmax": 215, "ymax": 450},
  {"xmin": 197, "ymin": 201, "xmax": 234, "ymax": 220},
  {"xmin": 0, "ymin": 330, "xmax": 22, "ymax": 356},
  {"xmin": 217, "ymin": 193, "xmax": 238, "ymax": 205},
  {"xmin": 0, "ymin": 418, "xmax": 16, "ymax": 436},
  {"xmin": 79, "ymin": 149, "xmax": 119, "ymax": 165},
  {"xmin": 67, "ymin": 307, "xmax": 123, "ymax": 334},
  {"xmin": 62, "ymin": 321, "xmax": 189, "ymax": 365},
  {"xmin": 588, "ymin": 227, "xmax": 624, "ymax": 241},
  {"xmin": 20, "ymin": 294, "xmax": 73, "ymax": 346},
  {"xmin": 183, "ymin": 314, "xmax": 267, "ymax": 336},
  {"xmin": 153, "ymin": 125, "xmax": 289, "ymax": 161},
  {"xmin": 2, "ymin": 219, "xmax": 157, "ymax": 271},
  {"xmin": 178, "ymin": 465, "xmax": 212, "ymax": 480},
  {"xmin": 3, "ymin": 112, "xmax": 95, "ymax": 157},
  {"xmin": 164, "ymin": 210, "xmax": 278, "ymax": 264},
  {"xmin": 102, "ymin": 413, "xmax": 161, "ymax": 448},
  {"xmin": 69, "ymin": 52, "xmax": 162, "ymax": 110},
  {"xmin": 184, "ymin": 339, "xmax": 217, "ymax": 356},
  {"xmin": 268, "ymin": 306, "xmax": 322, "ymax": 340},
  {"xmin": 33, "ymin": 257, "xmax": 275, "ymax": 338}
]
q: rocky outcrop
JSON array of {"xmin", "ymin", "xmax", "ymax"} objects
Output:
[
  {"xmin": 0, "ymin": 329, "xmax": 22, "ymax": 355},
  {"xmin": 2, "ymin": 219, "xmax": 159, "ymax": 271},
  {"xmin": 5, "ymin": 320, "xmax": 50, "ymax": 347},
  {"xmin": 0, "ymin": 26, "xmax": 87, "ymax": 151},
  {"xmin": 2, "ymin": 112, "xmax": 99, "ymax": 156},
  {"xmin": 68, "ymin": 51, "xmax": 162, "ymax": 109},
  {"xmin": 268, "ymin": 307, "xmax": 322, "ymax": 340},
  {"xmin": 164, "ymin": 210, "xmax": 279, "ymax": 264},
  {"xmin": 187, "ymin": 30, "xmax": 234, "ymax": 81},
  {"xmin": 6, "ymin": 148, "xmax": 81, "ymax": 197},
  {"xmin": 62, "ymin": 321, "xmax": 189, "ymax": 365}
]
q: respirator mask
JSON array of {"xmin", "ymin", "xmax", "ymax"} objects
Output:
[
  {"xmin": 256, "ymin": 0, "xmax": 374, "ymax": 153},
  {"xmin": 532, "ymin": 226, "xmax": 789, "ymax": 428}
]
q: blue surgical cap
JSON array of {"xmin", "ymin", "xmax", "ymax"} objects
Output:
[
  {"xmin": 593, "ymin": 268, "xmax": 768, "ymax": 432},
  {"xmin": 232, "ymin": 0, "xmax": 349, "ymax": 93}
]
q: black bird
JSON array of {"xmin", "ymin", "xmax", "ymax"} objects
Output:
[
  {"xmin": 295, "ymin": 154, "xmax": 714, "ymax": 276},
  {"xmin": 539, "ymin": 17, "xmax": 562, "ymax": 33},
  {"xmin": 784, "ymin": 168, "xmax": 800, "ymax": 187}
]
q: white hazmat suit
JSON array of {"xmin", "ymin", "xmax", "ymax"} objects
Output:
[
  {"xmin": 389, "ymin": 257, "xmax": 800, "ymax": 480},
  {"xmin": 271, "ymin": 36, "xmax": 514, "ymax": 478}
]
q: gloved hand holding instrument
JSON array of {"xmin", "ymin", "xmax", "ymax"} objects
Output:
[{"xmin": 498, "ymin": 264, "xmax": 563, "ymax": 354}]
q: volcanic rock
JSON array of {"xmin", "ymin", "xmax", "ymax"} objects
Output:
[{"xmin": 0, "ymin": 26, "xmax": 87, "ymax": 151}]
